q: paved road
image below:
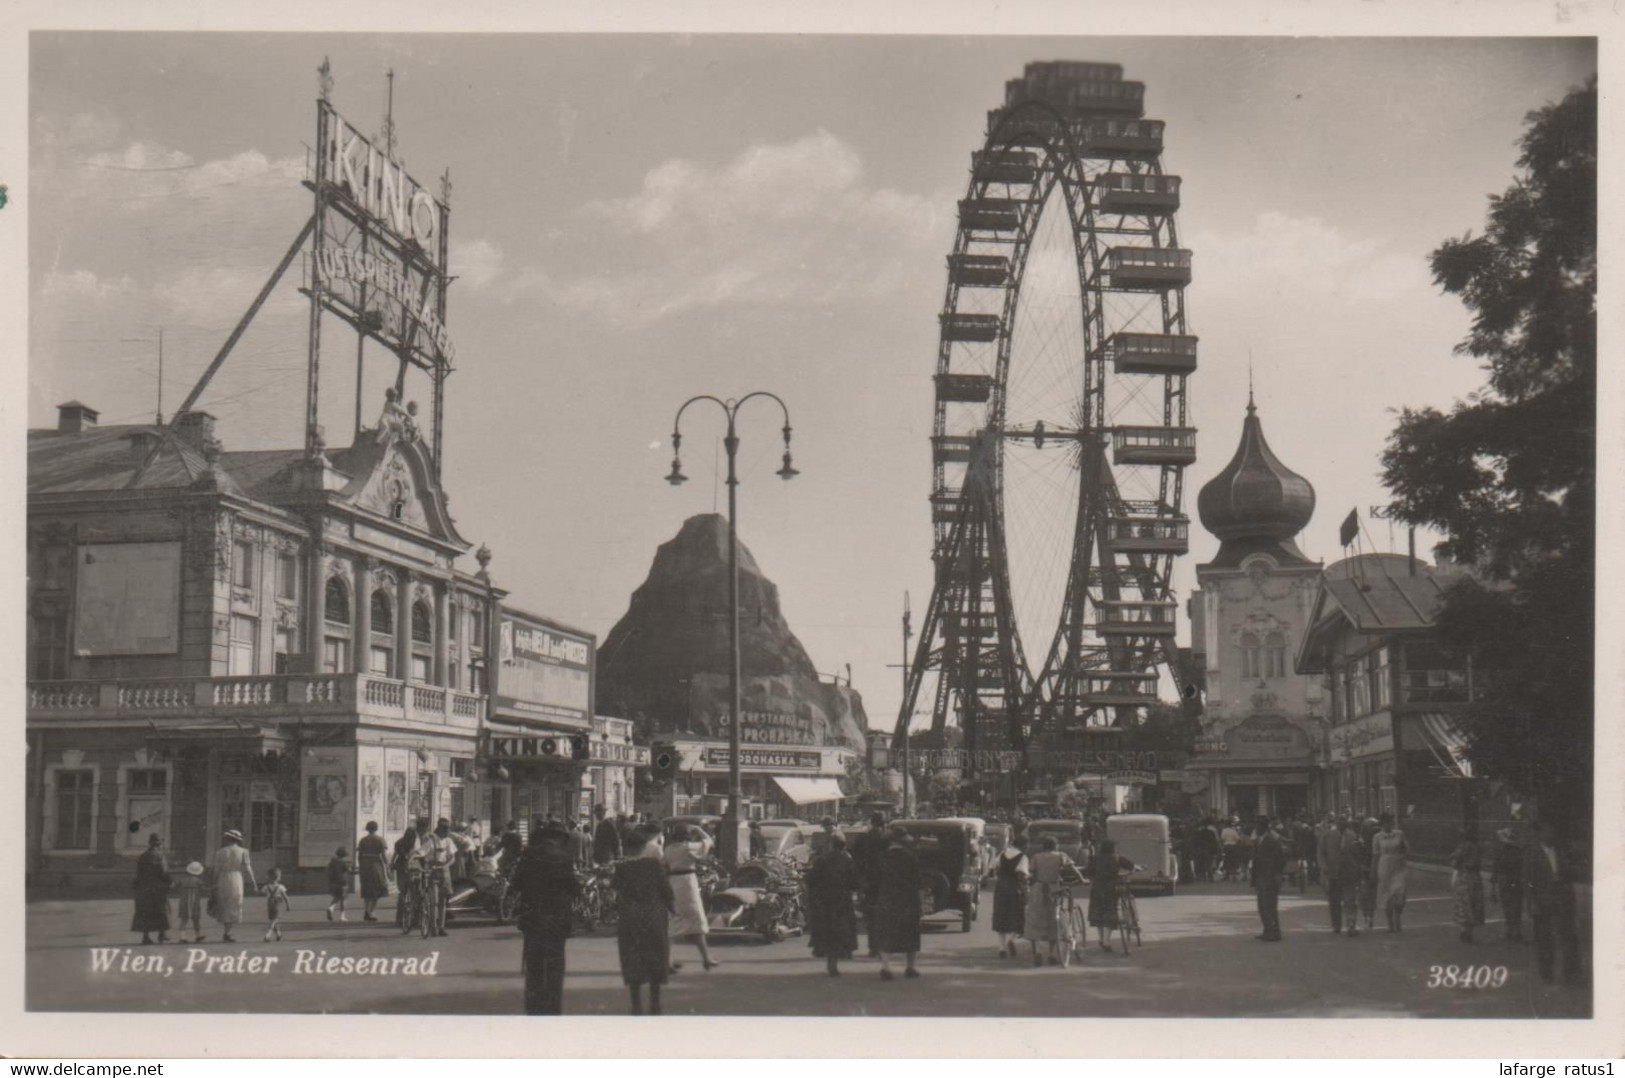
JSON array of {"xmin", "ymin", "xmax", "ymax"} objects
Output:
[{"xmin": 26, "ymin": 870, "xmax": 1588, "ymax": 1019}]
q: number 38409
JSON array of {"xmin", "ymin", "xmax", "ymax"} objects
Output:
[{"xmin": 1426, "ymin": 965, "xmax": 1509, "ymax": 988}]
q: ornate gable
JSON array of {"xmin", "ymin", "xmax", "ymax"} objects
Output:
[{"xmin": 328, "ymin": 391, "xmax": 469, "ymax": 550}]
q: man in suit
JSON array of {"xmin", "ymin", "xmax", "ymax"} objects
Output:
[
  {"xmin": 1318, "ymin": 816, "xmax": 1362, "ymax": 935},
  {"xmin": 513, "ymin": 823, "xmax": 580, "ymax": 1015},
  {"xmin": 1526, "ymin": 819, "xmax": 1583, "ymax": 985},
  {"xmin": 1250, "ymin": 817, "xmax": 1286, "ymax": 941},
  {"xmin": 567, "ymin": 818, "xmax": 594, "ymax": 870},
  {"xmin": 592, "ymin": 805, "xmax": 623, "ymax": 865}
]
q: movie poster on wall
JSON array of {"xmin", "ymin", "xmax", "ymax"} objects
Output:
[
  {"xmin": 385, "ymin": 748, "xmax": 409, "ymax": 834},
  {"xmin": 356, "ymin": 746, "xmax": 385, "ymax": 841},
  {"xmin": 300, "ymin": 747, "xmax": 357, "ymax": 867}
]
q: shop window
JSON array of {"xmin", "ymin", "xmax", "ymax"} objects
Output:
[
  {"xmin": 412, "ymin": 601, "xmax": 433, "ymax": 644},
  {"xmin": 229, "ymin": 615, "xmax": 258, "ymax": 676},
  {"xmin": 449, "ymin": 786, "xmax": 465, "ymax": 824},
  {"xmin": 249, "ymin": 800, "xmax": 277, "ymax": 853},
  {"xmin": 275, "ymin": 553, "xmax": 298, "ymax": 602},
  {"xmin": 52, "ymin": 769, "xmax": 96, "ymax": 850},
  {"xmin": 322, "ymin": 636, "xmax": 350, "ymax": 675},
  {"xmin": 371, "ymin": 590, "xmax": 394, "ymax": 636},
  {"xmin": 220, "ymin": 781, "xmax": 248, "ymax": 838},
  {"xmin": 449, "ymin": 758, "xmax": 472, "ymax": 780},
  {"xmin": 1373, "ymin": 646, "xmax": 1392, "ymax": 709},
  {"xmin": 1350, "ymin": 655, "xmax": 1372, "ymax": 716},
  {"xmin": 232, "ymin": 540, "xmax": 255, "ymax": 591},
  {"xmin": 324, "ymin": 577, "xmax": 351, "ymax": 626},
  {"xmin": 1239, "ymin": 632, "xmax": 1260, "ymax": 679},
  {"xmin": 122, "ymin": 768, "xmax": 169, "ymax": 852},
  {"xmin": 1265, "ymin": 632, "xmax": 1287, "ymax": 678}
]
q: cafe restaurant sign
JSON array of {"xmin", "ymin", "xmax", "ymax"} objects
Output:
[
  {"xmin": 1329, "ymin": 712, "xmax": 1394, "ymax": 764},
  {"xmin": 702, "ymin": 747, "xmax": 822, "ymax": 772}
]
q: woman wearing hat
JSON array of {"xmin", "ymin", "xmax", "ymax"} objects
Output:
[
  {"xmin": 130, "ymin": 833, "xmax": 173, "ymax": 945},
  {"xmin": 210, "ymin": 828, "xmax": 258, "ymax": 943},
  {"xmin": 355, "ymin": 821, "xmax": 391, "ymax": 922}
]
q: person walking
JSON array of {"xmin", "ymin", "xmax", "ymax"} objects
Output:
[
  {"xmin": 665, "ymin": 825, "xmax": 718, "ymax": 973},
  {"xmin": 1526, "ymin": 819, "xmax": 1582, "ymax": 985},
  {"xmin": 1370, "ymin": 813, "xmax": 1410, "ymax": 933},
  {"xmin": 1449, "ymin": 827, "xmax": 1485, "ymax": 944},
  {"xmin": 1191, "ymin": 818, "xmax": 1219, "ymax": 883},
  {"xmin": 174, "ymin": 861, "xmax": 208, "ymax": 943},
  {"xmin": 1025, "ymin": 835, "xmax": 1078, "ymax": 966},
  {"xmin": 855, "ymin": 812, "xmax": 888, "ymax": 958},
  {"xmin": 1250, "ymin": 818, "xmax": 1285, "ymax": 942},
  {"xmin": 1318, "ymin": 818, "xmax": 1360, "ymax": 935},
  {"xmin": 419, "ymin": 818, "xmax": 456, "ymax": 937},
  {"xmin": 1086, "ymin": 839, "xmax": 1136, "ymax": 954},
  {"xmin": 568, "ymin": 819, "xmax": 594, "ymax": 870},
  {"xmin": 990, "ymin": 834, "xmax": 1029, "ymax": 959},
  {"xmin": 130, "ymin": 833, "xmax": 173, "ymax": 946},
  {"xmin": 513, "ymin": 822, "xmax": 580, "ymax": 1015},
  {"xmin": 805, "ymin": 832, "xmax": 861, "ymax": 976},
  {"xmin": 1489, "ymin": 826, "xmax": 1525, "ymax": 943},
  {"xmin": 325, "ymin": 847, "xmax": 353, "ymax": 922},
  {"xmin": 210, "ymin": 829, "xmax": 257, "ymax": 943},
  {"xmin": 355, "ymin": 821, "xmax": 391, "ymax": 923},
  {"xmin": 592, "ymin": 806, "xmax": 623, "ymax": 866},
  {"xmin": 613, "ymin": 826, "xmax": 675, "ymax": 1015},
  {"xmin": 261, "ymin": 867, "xmax": 291, "ymax": 942},
  {"xmin": 869, "ymin": 828, "xmax": 923, "ymax": 981},
  {"xmin": 391, "ymin": 824, "xmax": 419, "ymax": 927},
  {"xmin": 1296, "ymin": 814, "xmax": 1320, "ymax": 889},
  {"xmin": 1219, "ymin": 818, "xmax": 1242, "ymax": 880},
  {"xmin": 1356, "ymin": 818, "xmax": 1380, "ymax": 930}
]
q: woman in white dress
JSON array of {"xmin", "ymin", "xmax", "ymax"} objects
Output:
[
  {"xmin": 210, "ymin": 829, "xmax": 259, "ymax": 943},
  {"xmin": 1369, "ymin": 813, "xmax": 1410, "ymax": 933},
  {"xmin": 664, "ymin": 826, "xmax": 718, "ymax": 972}
]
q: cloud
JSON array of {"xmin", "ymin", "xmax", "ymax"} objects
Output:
[
  {"xmin": 40, "ymin": 269, "xmax": 137, "ymax": 299},
  {"xmin": 1187, "ymin": 211, "xmax": 1432, "ymax": 308},
  {"xmin": 449, "ymin": 238, "xmax": 505, "ymax": 291},
  {"xmin": 517, "ymin": 130, "xmax": 949, "ymax": 322}
]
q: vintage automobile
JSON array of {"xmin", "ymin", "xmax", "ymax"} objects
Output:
[
  {"xmin": 1026, "ymin": 818, "xmax": 1091, "ymax": 864},
  {"xmin": 705, "ymin": 856, "xmax": 806, "ymax": 942},
  {"xmin": 1106, "ymin": 813, "xmax": 1179, "ymax": 896},
  {"xmin": 891, "ymin": 819, "xmax": 982, "ymax": 932}
]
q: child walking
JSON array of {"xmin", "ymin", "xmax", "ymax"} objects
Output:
[
  {"xmin": 326, "ymin": 847, "xmax": 354, "ymax": 922},
  {"xmin": 262, "ymin": 867, "xmax": 291, "ymax": 941},
  {"xmin": 175, "ymin": 861, "xmax": 209, "ymax": 943}
]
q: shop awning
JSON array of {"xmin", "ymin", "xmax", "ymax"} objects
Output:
[
  {"xmin": 771, "ymin": 776, "xmax": 846, "ymax": 805},
  {"xmin": 1417, "ymin": 713, "xmax": 1473, "ymax": 779}
]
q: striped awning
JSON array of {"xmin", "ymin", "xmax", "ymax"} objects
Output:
[{"xmin": 1417, "ymin": 713, "xmax": 1473, "ymax": 779}]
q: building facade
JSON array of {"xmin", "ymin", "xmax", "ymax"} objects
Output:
[
  {"xmin": 1296, "ymin": 553, "xmax": 1495, "ymax": 856},
  {"xmin": 1187, "ymin": 397, "xmax": 1327, "ymax": 821},
  {"xmin": 646, "ymin": 738, "xmax": 855, "ymax": 821}
]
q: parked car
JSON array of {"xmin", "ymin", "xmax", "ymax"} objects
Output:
[
  {"xmin": 1105, "ymin": 813, "xmax": 1179, "ymax": 896},
  {"xmin": 891, "ymin": 819, "xmax": 982, "ymax": 932},
  {"xmin": 756, "ymin": 818, "xmax": 809, "ymax": 851},
  {"xmin": 1026, "ymin": 818, "xmax": 1090, "ymax": 864},
  {"xmin": 663, "ymin": 814, "xmax": 749, "ymax": 859}
]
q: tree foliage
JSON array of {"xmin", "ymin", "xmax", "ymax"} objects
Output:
[{"xmin": 1380, "ymin": 78, "xmax": 1596, "ymax": 824}]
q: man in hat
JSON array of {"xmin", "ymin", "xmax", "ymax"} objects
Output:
[
  {"xmin": 1249, "ymin": 817, "xmax": 1285, "ymax": 941},
  {"xmin": 1489, "ymin": 826, "xmax": 1525, "ymax": 943},
  {"xmin": 592, "ymin": 805, "xmax": 622, "ymax": 865},
  {"xmin": 513, "ymin": 822, "xmax": 579, "ymax": 1015},
  {"xmin": 411, "ymin": 817, "xmax": 453, "ymax": 937}
]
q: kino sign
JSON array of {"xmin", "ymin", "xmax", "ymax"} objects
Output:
[{"xmin": 321, "ymin": 103, "xmax": 445, "ymax": 263}]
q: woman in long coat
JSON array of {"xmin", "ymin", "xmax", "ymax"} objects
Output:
[
  {"xmin": 869, "ymin": 829, "xmax": 922, "ymax": 981},
  {"xmin": 355, "ymin": 820, "xmax": 391, "ymax": 923},
  {"xmin": 614, "ymin": 826, "xmax": 675, "ymax": 1015},
  {"xmin": 805, "ymin": 833, "xmax": 861, "ymax": 975},
  {"xmin": 210, "ymin": 829, "xmax": 258, "ymax": 944},
  {"xmin": 664, "ymin": 825, "xmax": 717, "ymax": 972},
  {"xmin": 1085, "ymin": 838, "xmax": 1136, "ymax": 954},
  {"xmin": 991, "ymin": 835, "xmax": 1029, "ymax": 958},
  {"xmin": 131, "ymin": 833, "xmax": 173, "ymax": 945},
  {"xmin": 1449, "ymin": 827, "xmax": 1485, "ymax": 943},
  {"xmin": 1369, "ymin": 813, "xmax": 1410, "ymax": 933}
]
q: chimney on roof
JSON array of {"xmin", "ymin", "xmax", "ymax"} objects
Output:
[
  {"xmin": 57, "ymin": 401, "xmax": 99, "ymax": 433},
  {"xmin": 172, "ymin": 411, "xmax": 218, "ymax": 451}
]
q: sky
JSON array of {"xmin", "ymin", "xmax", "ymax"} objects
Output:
[{"xmin": 27, "ymin": 33, "xmax": 1597, "ymax": 735}]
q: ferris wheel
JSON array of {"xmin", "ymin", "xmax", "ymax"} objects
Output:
[{"xmin": 900, "ymin": 61, "xmax": 1197, "ymax": 769}]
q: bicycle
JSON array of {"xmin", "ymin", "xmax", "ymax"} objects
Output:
[
  {"xmin": 1053, "ymin": 884, "xmax": 1087, "ymax": 967},
  {"xmin": 1115, "ymin": 878, "xmax": 1142, "ymax": 955},
  {"xmin": 398, "ymin": 865, "xmax": 423, "ymax": 936}
]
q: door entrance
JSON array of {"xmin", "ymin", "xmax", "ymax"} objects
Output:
[{"xmin": 220, "ymin": 779, "xmax": 299, "ymax": 879}]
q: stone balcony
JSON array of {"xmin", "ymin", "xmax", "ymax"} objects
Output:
[{"xmin": 27, "ymin": 673, "xmax": 484, "ymax": 732}]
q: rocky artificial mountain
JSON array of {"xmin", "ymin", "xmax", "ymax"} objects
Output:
[{"xmin": 596, "ymin": 514, "xmax": 869, "ymax": 752}]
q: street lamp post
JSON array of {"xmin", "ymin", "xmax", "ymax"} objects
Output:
[{"xmin": 666, "ymin": 392, "xmax": 798, "ymax": 868}]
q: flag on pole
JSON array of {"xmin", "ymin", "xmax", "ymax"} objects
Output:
[{"xmin": 1339, "ymin": 509, "xmax": 1360, "ymax": 548}]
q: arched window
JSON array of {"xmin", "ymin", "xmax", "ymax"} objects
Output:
[
  {"xmin": 324, "ymin": 577, "xmax": 350, "ymax": 626},
  {"xmin": 1240, "ymin": 631, "xmax": 1260, "ymax": 679},
  {"xmin": 411, "ymin": 601, "xmax": 433, "ymax": 645},
  {"xmin": 371, "ymin": 590, "xmax": 394, "ymax": 636},
  {"xmin": 1265, "ymin": 632, "xmax": 1287, "ymax": 678}
]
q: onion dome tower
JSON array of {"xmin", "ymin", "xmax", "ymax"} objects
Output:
[{"xmin": 1197, "ymin": 391, "xmax": 1316, "ymax": 567}]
